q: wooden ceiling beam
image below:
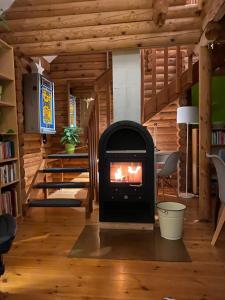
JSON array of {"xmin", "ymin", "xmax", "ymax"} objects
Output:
[
  {"xmin": 13, "ymin": 29, "xmax": 201, "ymax": 56},
  {"xmin": 51, "ymin": 61, "xmax": 106, "ymax": 71},
  {"xmin": 2, "ymin": 6, "xmax": 199, "ymax": 32},
  {"xmin": 6, "ymin": 0, "xmax": 153, "ymax": 19},
  {"xmin": 50, "ymin": 69, "xmax": 104, "ymax": 79},
  {"xmin": 1, "ymin": 17, "xmax": 201, "ymax": 45},
  {"xmin": 13, "ymin": 0, "xmax": 186, "ymax": 7},
  {"xmin": 153, "ymin": 0, "xmax": 169, "ymax": 27},
  {"xmin": 13, "ymin": 0, "xmax": 97, "ymax": 6},
  {"xmin": 54, "ymin": 54, "xmax": 106, "ymax": 63}
]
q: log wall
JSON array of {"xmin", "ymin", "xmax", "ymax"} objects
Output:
[
  {"xmin": 49, "ymin": 52, "xmax": 107, "ymax": 153},
  {"xmin": 14, "ymin": 56, "xmax": 43, "ymax": 197},
  {"xmin": 147, "ymin": 101, "xmax": 178, "ymax": 152}
]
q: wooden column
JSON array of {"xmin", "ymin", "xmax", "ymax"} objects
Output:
[
  {"xmin": 199, "ymin": 46, "xmax": 212, "ymax": 221},
  {"xmin": 106, "ymin": 82, "xmax": 111, "ymax": 127}
]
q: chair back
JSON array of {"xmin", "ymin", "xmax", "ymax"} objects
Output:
[
  {"xmin": 207, "ymin": 154, "xmax": 225, "ymax": 204},
  {"xmin": 158, "ymin": 151, "xmax": 180, "ymax": 177},
  {"xmin": 218, "ymin": 148, "xmax": 225, "ymax": 162}
]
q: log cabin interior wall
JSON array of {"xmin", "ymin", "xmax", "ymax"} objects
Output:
[
  {"xmin": 46, "ymin": 53, "xmax": 108, "ymax": 182},
  {"xmin": 49, "ymin": 52, "xmax": 108, "ymax": 151},
  {"xmin": 14, "ymin": 56, "xmax": 43, "ymax": 199}
]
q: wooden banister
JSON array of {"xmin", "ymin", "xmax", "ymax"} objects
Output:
[
  {"xmin": 164, "ymin": 47, "xmax": 168, "ymax": 89},
  {"xmin": 176, "ymin": 46, "xmax": 181, "ymax": 94}
]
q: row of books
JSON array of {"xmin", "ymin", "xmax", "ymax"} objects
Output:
[
  {"xmin": 212, "ymin": 131, "xmax": 225, "ymax": 145},
  {"xmin": 0, "ymin": 141, "xmax": 15, "ymax": 160},
  {"xmin": 0, "ymin": 189, "xmax": 18, "ymax": 216},
  {"xmin": 0, "ymin": 162, "xmax": 17, "ymax": 185}
]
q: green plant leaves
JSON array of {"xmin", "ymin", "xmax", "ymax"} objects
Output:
[{"xmin": 60, "ymin": 126, "xmax": 81, "ymax": 145}]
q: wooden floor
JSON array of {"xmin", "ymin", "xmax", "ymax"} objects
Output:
[{"xmin": 1, "ymin": 195, "xmax": 225, "ymax": 300}]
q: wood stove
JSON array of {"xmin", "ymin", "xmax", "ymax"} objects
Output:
[{"xmin": 99, "ymin": 120, "xmax": 155, "ymax": 223}]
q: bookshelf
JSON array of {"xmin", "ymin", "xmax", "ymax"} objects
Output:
[
  {"xmin": 0, "ymin": 39, "xmax": 21, "ymax": 218},
  {"xmin": 211, "ymin": 128, "xmax": 225, "ymax": 147}
]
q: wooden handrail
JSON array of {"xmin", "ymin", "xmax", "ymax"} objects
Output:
[{"xmin": 143, "ymin": 59, "xmax": 199, "ymax": 123}]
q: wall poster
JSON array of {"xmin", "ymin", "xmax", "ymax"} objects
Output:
[
  {"xmin": 39, "ymin": 76, "xmax": 56, "ymax": 134},
  {"xmin": 69, "ymin": 94, "xmax": 76, "ymax": 127}
]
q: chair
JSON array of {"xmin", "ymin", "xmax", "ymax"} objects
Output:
[
  {"xmin": 157, "ymin": 151, "xmax": 180, "ymax": 200},
  {"xmin": 218, "ymin": 148, "xmax": 225, "ymax": 162},
  {"xmin": 207, "ymin": 154, "xmax": 225, "ymax": 246},
  {"xmin": 0, "ymin": 214, "xmax": 16, "ymax": 276}
]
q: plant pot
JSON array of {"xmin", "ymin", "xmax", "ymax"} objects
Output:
[{"xmin": 65, "ymin": 143, "xmax": 75, "ymax": 154}]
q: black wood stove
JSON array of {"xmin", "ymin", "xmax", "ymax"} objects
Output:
[{"xmin": 99, "ymin": 120, "xmax": 155, "ymax": 223}]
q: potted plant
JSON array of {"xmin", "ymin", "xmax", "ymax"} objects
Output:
[{"xmin": 60, "ymin": 126, "xmax": 81, "ymax": 154}]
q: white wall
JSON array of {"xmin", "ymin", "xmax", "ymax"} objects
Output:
[
  {"xmin": 112, "ymin": 49, "xmax": 141, "ymax": 123},
  {"xmin": 0, "ymin": 0, "xmax": 15, "ymax": 12}
]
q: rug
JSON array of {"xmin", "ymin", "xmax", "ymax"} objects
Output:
[{"xmin": 69, "ymin": 225, "xmax": 191, "ymax": 262}]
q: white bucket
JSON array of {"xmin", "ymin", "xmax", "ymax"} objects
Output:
[{"xmin": 157, "ymin": 202, "xmax": 186, "ymax": 240}]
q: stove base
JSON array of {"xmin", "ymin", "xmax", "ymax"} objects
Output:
[{"xmin": 99, "ymin": 222, "xmax": 154, "ymax": 230}]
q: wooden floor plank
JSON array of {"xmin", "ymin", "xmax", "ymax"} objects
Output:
[{"xmin": 1, "ymin": 196, "xmax": 225, "ymax": 300}]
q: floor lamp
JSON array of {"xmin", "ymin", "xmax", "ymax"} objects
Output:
[{"xmin": 177, "ymin": 106, "xmax": 199, "ymax": 199}]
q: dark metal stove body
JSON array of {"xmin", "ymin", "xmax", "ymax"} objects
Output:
[{"xmin": 99, "ymin": 121, "xmax": 155, "ymax": 223}]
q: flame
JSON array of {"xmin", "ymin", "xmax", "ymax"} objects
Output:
[
  {"xmin": 128, "ymin": 166, "xmax": 141, "ymax": 174},
  {"xmin": 112, "ymin": 164, "xmax": 142, "ymax": 182},
  {"xmin": 115, "ymin": 167, "xmax": 123, "ymax": 180}
]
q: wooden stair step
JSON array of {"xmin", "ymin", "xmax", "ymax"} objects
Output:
[
  {"xmin": 33, "ymin": 182, "xmax": 89, "ymax": 189},
  {"xmin": 47, "ymin": 153, "xmax": 88, "ymax": 159},
  {"xmin": 40, "ymin": 167, "xmax": 89, "ymax": 173},
  {"xmin": 29, "ymin": 198, "xmax": 82, "ymax": 207}
]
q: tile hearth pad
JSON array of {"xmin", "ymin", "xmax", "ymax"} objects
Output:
[{"xmin": 69, "ymin": 225, "xmax": 191, "ymax": 262}]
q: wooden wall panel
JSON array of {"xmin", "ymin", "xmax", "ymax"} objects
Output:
[
  {"xmin": 49, "ymin": 52, "xmax": 107, "ymax": 153},
  {"xmin": 15, "ymin": 56, "xmax": 43, "ymax": 196},
  {"xmin": 147, "ymin": 101, "xmax": 178, "ymax": 152}
]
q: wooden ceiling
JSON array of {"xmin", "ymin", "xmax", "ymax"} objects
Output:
[{"xmin": 0, "ymin": 0, "xmax": 202, "ymax": 56}]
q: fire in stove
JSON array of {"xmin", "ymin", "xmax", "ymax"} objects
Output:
[{"xmin": 110, "ymin": 162, "xmax": 142, "ymax": 183}]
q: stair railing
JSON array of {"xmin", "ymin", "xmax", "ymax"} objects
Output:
[
  {"xmin": 86, "ymin": 102, "xmax": 99, "ymax": 204},
  {"xmin": 143, "ymin": 47, "xmax": 197, "ymax": 123}
]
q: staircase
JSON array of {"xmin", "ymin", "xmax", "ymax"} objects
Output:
[
  {"xmin": 25, "ymin": 152, "xmax": 92, "ymax": 218},
  {"xmin": 142, "ymin": 47, "xmax": 199, "ymax": 124},
  {"xmin": 140, "ymin": 46, "xmax": 199, "ymax": 154}
]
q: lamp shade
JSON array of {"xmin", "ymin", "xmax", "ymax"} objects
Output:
[{"xmin": 177, "ymin": 106, "xmax": 199, "ymax": 124}]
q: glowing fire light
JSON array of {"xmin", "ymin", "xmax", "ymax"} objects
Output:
[
  {"xmin": 115, "ymin": 167, "xmax": 123, "ymax": 180},
  {"xmin": 114, "ymin": 165, "xmax": 141, "ymax": 182},
  {"xmin": 128, "ymin": 166, "xmax": 141, "ymax": 174}
]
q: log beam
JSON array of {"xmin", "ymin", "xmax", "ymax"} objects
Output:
[
  {"xmin": 199, "ymin": 45, "xmax": 212, "ymax": 221},
  {"xmin": 1, "ymin": 18, "xmax": 201, "ymax": 45},
  {"xmin": 1, "ymin": 6, "xmax": 200, "ymax": 33},
  {"xmin": 153, "ymin": 0, "xmax": 169, "ymax": 27},
  {"xmin": 13, "ymin": 0, "xmax": 186, "ymax": 7},
  {"xmin": 13, "ymin": 30, "xmax": 201, "ymax": 56}
]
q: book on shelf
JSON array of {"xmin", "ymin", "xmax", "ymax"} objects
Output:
[
  {"xmin": 212, "ymin": 130, "xmax": 225, "ymax": 145},
  {"xmin": 0, "ymin": 140, "xmax": 15, "ymax": 159},
  {"xmin": 0, "ymin": 162, "xmax": 17, "ymax": 185},
  {"xmin": 0, "ymin": 189, "xmax": 18, "ymax": 217}
]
